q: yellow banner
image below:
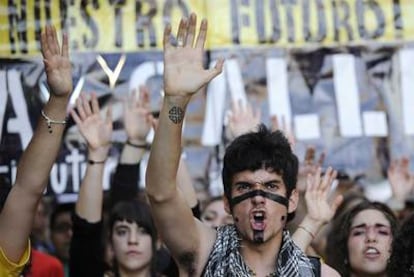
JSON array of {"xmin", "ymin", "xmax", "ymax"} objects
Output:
[
  {"xmin": 1, "ymin": 0, "xmax": 414, "ymax": 57},
  {"xmin": 0, "ymin": 0, "xmax": 205, "ymax": 57},
  {"xmin": 206, "ymin": 0, "xmax": 414, "ymax": 48}
]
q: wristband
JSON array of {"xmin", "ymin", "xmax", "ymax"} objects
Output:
[
  {"xmin": 298, "ymin": 225, "xmax": 315, "ymax": 239},
  {"xmin": 88, "ymin": 159, "xmax": 106, "ymax": 165},
  {"xmin": 126, "ymin": 140, "xmax": 150, "ymax": 150}
]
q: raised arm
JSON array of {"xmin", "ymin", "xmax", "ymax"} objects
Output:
[
  {"xmin": 119, "ymin": 85, "xmax": 153, "ymax": 164},
  {"xmin": 296, "ymin": 146, "xmax": 325, "ymax": 192},
  {"xmin": 386, "ymin": 157, "xmax": 414, "ymax": 213},
  {"xmin": 292, "ymin": 167, "xmax": 342, "ymax": 252},
  {"xmin": 109, "ymin": 86, "xmax": 153, "ymax": 207},
  {"xmin": 145, "ymin": 13, "xmax": 223, "ymax": 272},
  {"xmin": 69, "ymin": 93, "xmax": 112, "ymax": 277},
  {"xmin": 225, "ymin": 99, "xmax": 261, "ymax": 141},
  {"xmin": 70, "ymin": 93, "xmax": 112, "ymax": 222},
  {"xmin": 0, "ymin": 26, "xmax": 72, "ymax": 263}
]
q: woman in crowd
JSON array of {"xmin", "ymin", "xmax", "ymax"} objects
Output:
[
  {"xmin": 69, "ymin": 93, "xmax": 163, "ymax": 276},
  {"xmin": 326, "ymin": 200, "xmax": 398, "ymax": 277},
  {"xmin": 105, "ymin": 200, "xmax": 161, "ymax": 277},
  {"xmin": 311, "ymin": 189, "xmax": 367, "ymax": 259},
  {"xmin": 200, "ymin": 196, "xmax": 234, "ymax": 229}
]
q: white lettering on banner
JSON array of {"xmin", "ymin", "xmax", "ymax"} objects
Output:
[
  {"xmin": 65, "ymin": 149, "xmax": 85, "ymax": 193},
  {"xmin": 0, "ymin": 72, "xmax": 6, "ymax": 140},
  {"xmin": 202, "ymin": 52, "xmax": 414, "ymax": 145},
  {"xmin": 266, "ymin": 57, "xmax": 293, "ymax": 131},
  {"xmin": 294, "ymin": 114, "xmax": 321, "ymax": 140},
  {"xmin": 96, "ymin": 54, "xmax": 126, "ymax": 89},
  {"xmin": 400, "ymin": 49, "xmax": 414, "ymax": 135},
  {"xmin": 103, "ymin": 158, "xmax": 117, "ymax": 190},
  {"xmin": 0, "ymin": 162, "xmax": 17, "ymax": 188},
  {"xmin": 1, "ymin": 148, "xmax": 118, "ymax": 195},
  {"xmin": 10, "ymin": 160, "xmax": 17, "ymax": 184},
  {"xmin": 50, "ymin": 163, "xmax": 68, "ymax": 194},
  {"xmin": 363, "ymin": 111, "xmax": 388, "ymax": 136},
  {"xmin": 201, "ymin": 60, "xmax": 227, "ymax": 146},
  {"xmin": 39, "ymin": 76, "xmax": 85, "ymax": 108},
  {"xmin": 129, "ymin": 61, "xmax": 164, "ymax": 93},
  {"xmin": 2, "ymin": 70, "xmax": 33, "ymax": 147},
  {"xmin": 226, "ymin": 59, "xmax": 248, "ymax": 105},
  {"xmin": 48, "ymin": 154, "xmax": 117, "ymax": 194},
  {"xmin": 0, "ymin": 165, "xmax": 8, "ymax": 174},
  {"xmin": 69, "ymin": 76, "xmax": 85, "ymax": 107},
  {"xmin": 201, "ymin": 59, "xmax": 249, "ymax": 146},
  {"xmin": 333, "ymin": 54, "xmax": 363, "ymax": 137}
]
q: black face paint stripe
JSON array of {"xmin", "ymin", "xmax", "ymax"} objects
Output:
[
  {"xmin": 229, "ymin": 190, "xmax": 289, "ymax": 209},
  {"xmin": 253, "ymin": 230, "xmax": 264, "ymax": 243}
]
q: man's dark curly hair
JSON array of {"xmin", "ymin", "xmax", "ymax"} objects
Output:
[
  {"xmin": 326, "ymin": 200, "xmax": 398, "ymax": 277},
  {"xmin": 387, "ymin": 212, "xmax": 414, "ymax": 277},
  {"xmin": 222, "ymin": 124, "xmax": 298, "ymax": 203}
]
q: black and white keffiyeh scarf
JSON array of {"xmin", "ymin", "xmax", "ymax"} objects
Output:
[{"xmin": 202, "ymin": 225, "xmax": 316, "ymax": 277}]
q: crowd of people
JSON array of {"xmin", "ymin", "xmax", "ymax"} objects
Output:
[{"xmin": 0, "ymin": 13, "xmax": 414, "ymax": 277}]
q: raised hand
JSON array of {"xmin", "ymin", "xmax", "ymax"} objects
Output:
[
  {"xmin": 297, "ymin": 146, "xmax": 325, "ymax": 192},
  {"xmin": 163, "ymin": 13, "xmax": 223, "ymax": 98},
  {"xmin": 270, "ymin": 114, "xmax": 295, "ymax": 150},
  {"xmin": 227, "ymin": 99, "xmax": 261, "ymax": 140},
  {"xmin": 304, "ymin": 167, "xmax": 343, "ymax": 225},
  {"xmin": 40, "ymin": 25, "xmax": 72, "ymax": 98},
  {"xmin": 70, "ymin": 93, "xmax": 112, "ymax": 160},
  {"xmin": 387, "ymin": 157, "xmax": 414, "ymax": 202},
  {"xmin": 292, "ymin": 166, "xmax": 342, "ymax": 252},
  {"xmin": 124, "ymin": 85, "xmax": 154, "ymax": 144}
]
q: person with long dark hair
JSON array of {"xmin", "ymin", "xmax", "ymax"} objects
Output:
[
  {"xmin": 106, "ymin": 200, "xmax": 161, "ymax": 277},
  {"xmin": 326, "ymin": 200, "xmax": 398, "ymax": 277},
  {"xmin": 69, "ymin": 93, "xmax": 162, "ymax": 277}
]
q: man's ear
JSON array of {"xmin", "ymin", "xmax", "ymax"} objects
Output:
[
  {"xmin": 223, "ymin": 195, "xmax": 231, "ymax": 214},
  {"xmin": 288, "ymin": 189, "xmax": 299, "ymax": 214}
]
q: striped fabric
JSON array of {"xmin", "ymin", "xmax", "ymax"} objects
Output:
[{"xmin": 203, "ymin": 225, "xmax": 315, "ymax": 277}]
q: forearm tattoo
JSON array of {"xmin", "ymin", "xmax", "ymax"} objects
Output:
[{"xmin": 168, "ymin": 106, "xmax": 184, "ymax": 124}]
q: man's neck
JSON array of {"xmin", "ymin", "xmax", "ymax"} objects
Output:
[{"xmin": 239, "ymin": 231, "xmax": 283, "ymax": 277}]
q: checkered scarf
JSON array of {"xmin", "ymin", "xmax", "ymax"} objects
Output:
[{"xmin": 202, "ymin": 225, "xmax": 315, "ymax": 277}]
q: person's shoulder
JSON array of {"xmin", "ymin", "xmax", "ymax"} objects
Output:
[
  {"xmin": 32, "ymin": 249, "xmax": 62, "ymax": 266},
  {"xmin": 0, "ymin": 242, "xmax": 30, "ymax": 276},
  {"xmin": 321, "ymin": 263, "xmax": 340, "ymax": 277},
  {"xmin": 31, "ymin": 249, "xmax": 64, "ymax": 276}
]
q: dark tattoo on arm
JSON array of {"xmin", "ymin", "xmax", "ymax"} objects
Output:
[{"xmin": 168, "ymin": 106, "xmax": 184, "ymax": 124}]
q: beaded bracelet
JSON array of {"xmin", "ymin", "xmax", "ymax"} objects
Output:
[
  {"xmin": 41, "ymin": 109, "xmax": 67, "ymax": 133},
  {"xmin": 298, "ymin": 225, "xmax": 315, "ymax": 240}
]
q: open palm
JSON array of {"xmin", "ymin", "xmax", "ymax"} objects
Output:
[
  {"xmin": 305, "ymin": 167, "xmax": 343, "ymax": 224},
  {"xmin": 387, "ymin": 157, "xmax": 414, "ymax": 201},
  {"xmin": 71, "ymin": 93, "xmax": 112, "ymax": 153},
  {"xmin": 40, "ymin": 25, "xmax": 72, "ymax": 97},
  {"xmin": 124, "ymin": 86, "xmax": 153, "ymax": 142},
  {"xmin": 163, "ymin": 13, "xmax": 223, "ymax": 98}
]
